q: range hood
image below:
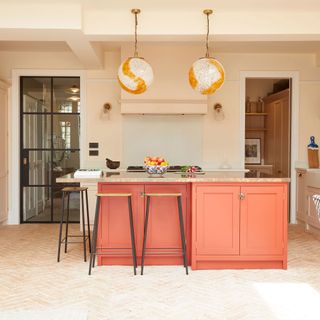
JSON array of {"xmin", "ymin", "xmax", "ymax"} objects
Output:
[
  {"xmin": 121, "ymin": 99, "xmax": 207, "ymax": 115},
  {"xmin": 120, "ymin": 45, "xmax": 208, "ymax": 115}
]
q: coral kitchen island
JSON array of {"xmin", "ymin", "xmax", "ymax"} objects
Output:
[{"xmin": 57, "ymin": 172, "xmax": 289, "ymax": 270}]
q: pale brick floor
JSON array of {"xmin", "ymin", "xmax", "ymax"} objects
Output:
[{"xmin": 0, "ymin": 224, "xmax": 320, "ymax": 320}]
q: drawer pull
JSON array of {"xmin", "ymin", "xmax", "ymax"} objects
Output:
[{"xmin": 239, "ymin": 192, "xmax": 245, "ymax": 200}]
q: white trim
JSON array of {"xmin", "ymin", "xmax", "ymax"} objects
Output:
[
  {"xmin": 240, "ymin": 71, "xmax": 299, "ymax": 224},
  {"xmin": 9, "ymin": 69, "xmax": 86, "ymax": 225}
]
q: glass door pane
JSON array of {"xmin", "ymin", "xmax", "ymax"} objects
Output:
[{"xmin": 20, "ymin": 76, "xmax": 81, "ymax": 223}]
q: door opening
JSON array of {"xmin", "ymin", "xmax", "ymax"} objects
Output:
[
  {"xmin": 20, "ymin": 76, "xmax": 80, "ymax": 223},
  {"xmin": 245, "ymin": 78, "xmax": 291, "ymax": 179}
]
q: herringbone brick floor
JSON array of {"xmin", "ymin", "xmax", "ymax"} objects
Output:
[{"xmin": 0, "ymin": 224, "xmax": 320, "ymax": 320}]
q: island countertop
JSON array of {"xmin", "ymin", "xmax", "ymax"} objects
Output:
[{"xmin": 56, "ymin": 171, "xmax": 290, "ymax": 183}]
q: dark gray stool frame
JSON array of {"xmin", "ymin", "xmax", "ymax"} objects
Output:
[
  {"xmin": 140, "ymin": 193, "xmax": 188, "ymax": 275},
  {"xmin": 89, "ymin": 193, "xmax": 137, "ymax": 276},
  {"xmin": 57, "ymin": 187, "xmax": 91, "ymax": 262}
]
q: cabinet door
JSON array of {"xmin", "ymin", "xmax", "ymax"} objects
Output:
[
  {"xmin": 195, "ymin": 185, "xmax": 240, "ymax": 255},
  {"xmin": 143, "ymin": 184, "xmax": 189, "ymax": 253},
  {"xmin": 240, "ymin": 186, "xmax": 285, "ymax": 255},
  {"xmin": 98, "ymin": 184, "xmax": 144, "ymax": 250}
]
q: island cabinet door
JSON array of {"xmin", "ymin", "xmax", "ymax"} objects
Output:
[
  {"xmin": 143, "ymin": 184, "xmax": 189, "ymax": 257},
  {"xmin": 195, "ymin": 185, "xmax": 240, "ymax": 255},
  {"xmin": 98, "ymin": 184, "xmax": 144, "ymax": 252},
  {"xmin": 240, "ymin": 185, "xmax": 285, "ymax": 256}
]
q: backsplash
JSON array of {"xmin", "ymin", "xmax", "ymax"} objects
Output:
[{"xmin": 122, "ymin": 115, "xmax": 203, "ymax": 167}]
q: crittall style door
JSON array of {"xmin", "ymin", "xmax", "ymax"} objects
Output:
[{"xmin": 20, "ymin": 77, "xmax": 80, "ymax": 223}]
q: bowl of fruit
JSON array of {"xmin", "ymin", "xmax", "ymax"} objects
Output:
[{"xmin": 144, "ymin": 156, "xmax": 169, "ymax": 177}]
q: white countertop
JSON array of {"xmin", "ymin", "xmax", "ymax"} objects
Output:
[{"xmin": 56, "ymin": 171, "xmax": 290, "ymax": 183}]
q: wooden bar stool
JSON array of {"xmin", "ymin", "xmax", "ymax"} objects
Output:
[
  {"xmin": 88, "ymin": 193, "xmax": 137, "ymax": 276},
  {"xmin": 140, "ymin": 193, "xmax": 188, "ymax": 275},
  {"xmin": 57, "ymin": 187, "xmax": 91, "ymax": 262}
]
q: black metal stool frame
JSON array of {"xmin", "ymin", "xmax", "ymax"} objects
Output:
[
  {"xmin": 89, "ymin": 194, "xmax": 138, "ymax": 276},
  {"xmin": 140, "ymin": 194, "xmax": 189, "ymax": 275},
  {"xmin": 57, "ymin": 188, "xmax": 91, "ymax": 262}
]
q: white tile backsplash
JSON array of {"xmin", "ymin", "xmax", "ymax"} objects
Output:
[{"xmin": 123, "ymin": 115, "xmax": 203, "ymax": 166}]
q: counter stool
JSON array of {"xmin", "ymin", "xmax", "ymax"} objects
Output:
[
  {"xmin": 57, "ymin": 187, "xmax": 91, "ymax": 262},
  {"xmin": 140, "ymin": 193, "xmax": 188, "ymax": 275},
  {"xmin": 88, "ymin": 193, "xmax": 137, "ymax": 276}
]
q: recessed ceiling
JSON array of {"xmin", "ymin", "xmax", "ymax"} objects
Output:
[
  {"xmin": 8, "ymin": 0, "xmax": 320, "ymax": 12},
  {"xmin": 96, "ymin": 40, "xmax": 320, "ymax": 54},
  {"xmin": 0, "ymin": 41, "xmax": 70, "ymax": 52}
]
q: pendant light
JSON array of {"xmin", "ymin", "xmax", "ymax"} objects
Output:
[
  {"xmin": 118, "ymin": 9, "xmax": 154, "ymax": 94},
  {"xmin": 189, "ymin": 9, "xmax": 225, "ymax": 95}
]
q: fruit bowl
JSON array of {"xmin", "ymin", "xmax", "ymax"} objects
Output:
[
  {"xmin": 144, "ymin": 156, "xmax": 169, "ymax": 177},
  {"xmin": 144, "ymin": 165, "xmax": 169, "ymax": 177}
]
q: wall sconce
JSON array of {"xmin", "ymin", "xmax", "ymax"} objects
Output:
[
  {"xmin": 213, "ymin": 103, "xmax": 225, "ymax": 121},
  {"xmin": 101, "ymin": 102, "xmax": 112, "ymax": 119}
]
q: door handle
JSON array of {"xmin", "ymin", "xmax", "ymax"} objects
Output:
[
  {"xmin": 239, "ymin": 192, "xmax": 245, "ymax": 200},
  {"xmin": 23, "ymin": 157, "xmax": 28, "ymax": 165}
]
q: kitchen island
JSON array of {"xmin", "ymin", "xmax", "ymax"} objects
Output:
[{"xmin": 57, "ymin": 171, "xmax": 289, "ymax": 270}]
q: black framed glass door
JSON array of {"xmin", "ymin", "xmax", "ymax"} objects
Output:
[{"xmin": 20, "ymin": 77, "xmax": 80, "ymax": 223}]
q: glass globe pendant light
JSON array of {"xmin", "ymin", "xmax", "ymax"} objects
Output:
[
  {"xmin": 189, "ymin": 9, "xmax": 225, "ymax": 95},
  {"xmin": 118, "ymin": 9, "xmax": 154, "ymax": 94}
]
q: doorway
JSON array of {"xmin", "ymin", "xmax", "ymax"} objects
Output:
[
  {"xmin": 20, "ymin": 77, "xmax": 80, "ymax": 223},
  {"xmin": 245, "ymin": 78, "xmax": 291, "ymax": 179}
]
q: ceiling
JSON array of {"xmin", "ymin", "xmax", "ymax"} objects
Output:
[
  {"xmin": 5, "ymin": 0, "xmax": 320, "ymax": 12},
  {"xmin": 1, "ymin": 0, "xmax": 320, "ymax": 69}
]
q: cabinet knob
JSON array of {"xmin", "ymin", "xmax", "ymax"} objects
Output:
[
  {"xmin": 239, "ymin": 192, "xmax": 245, "ymax": 200},
  {"xmin": 298, "ymin": 173, "xmax": 302, "ymax": 177}
]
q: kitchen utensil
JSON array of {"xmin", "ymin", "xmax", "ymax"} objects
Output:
[{"xmin": 106, "ymin": 158, "xmax": 120, "ymax": 169}]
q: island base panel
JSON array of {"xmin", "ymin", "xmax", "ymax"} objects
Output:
[{"xmin": 193, "ymin": 260, "xmax": 286, "ymax": 270}]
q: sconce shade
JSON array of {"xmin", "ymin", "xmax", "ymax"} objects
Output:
[
  {"xmin": 118, "ymin": 57, "xmax": 154, "ymax": 94},
  {"xmin": 189, "ymin": 57, "xmax": 225, "ymax": 95}
]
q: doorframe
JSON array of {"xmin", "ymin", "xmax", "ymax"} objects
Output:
[
  {"xmin": 240, "ymin": 71, "xmax": 299, "ymax": 224},
  {"xmin": 8, "ymin": 69, "xmax": 86, "ymax": 225}
]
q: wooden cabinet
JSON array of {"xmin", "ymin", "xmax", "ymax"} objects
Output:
[
  {"xmin": 264, "ymin": 90, "xmax": 290, "ymax": 178},
  {"xmin": 195, "ymin": 185, "xmax": 240, "ymax": 255},
  {"xmin": 240, "ymin": 186, "xmax": 284, "ymax": 256},
  {"xmin": 0, "ymin": 81, "xmax": 8, "ymax": 224},
  {"xmin": 192, "ymin": 183, "xmax": 288, "ymax": 270},
  {"xmin": 97, "ymin": 183, "xmax": 190, "ymax": 266}
]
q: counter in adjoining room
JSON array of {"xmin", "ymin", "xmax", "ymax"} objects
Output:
[{"xmin": 57, "ymin": 171, "xmax": 289, "ymax": 270}]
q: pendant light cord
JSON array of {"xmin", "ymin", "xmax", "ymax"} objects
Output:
[
  {"xmin": 134, "ymin": 12, "xmax": 138, "ymax": 57},
  {"xmin": 205, "ymin": 12, "xmax": 210, "ymax": 58}
]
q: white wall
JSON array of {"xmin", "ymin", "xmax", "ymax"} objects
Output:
[
  {"xmin": 0, "ymin": 80, "xmax": 8, "ymax": 224},
  {"xmin": 1, "ymin": 47, "xmax": 319, "ymax": 171}
]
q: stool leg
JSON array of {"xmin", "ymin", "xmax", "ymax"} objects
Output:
[
  {"xmin": 141, "ymin": 196, "xmax": 151, "ymax": 275},
  {"xmin": 89, "ymin": 196, "xmax": 101, "ymax": 275},
  {"xmin": 85, "ymin": 189, "xmax": 91, "ymax": 253},
  {"xmin": 177, "ymin": 196, "xmax": 188, "ymax": 275},
  {"xmin": 81, "ymin": 190, "xmax": 87, "ymax": 262},
  {"xmin": 128, "ymin": 196, "xmax": 137, "ymax": 275},
  {"xmin": 64, "ymin": 193, "xmax": 70, "ymax": 254},
  {"xmin": 57, "ymin": 191, "xmax": 65, "ymax": 262}
]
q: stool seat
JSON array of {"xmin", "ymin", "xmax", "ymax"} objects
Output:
[
  {"xmin": 96, "ymin": 193, "xmax": 132, "ymax": 197},
  {"xmin": 144, "ymin": 193, "xmax": 182, "ymax": 197},
  {"xmin": 141, "ymin": 193, "xmax": 188, "ymax": 275},
  {"xmin": 89, "ymin": 193, "xmax": 137, "ymax": 275},
  {"xmin": 57, "ymin": 187, "xmax": 91, "ymax": 263},
  {"xmin": 62, "ymin": 186, "xmax": 88, "ymax": 192}
]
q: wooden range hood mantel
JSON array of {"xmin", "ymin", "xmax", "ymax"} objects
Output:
[{"xmin": 120, "ymin": 98, "xmax": 208, "ymax": 115}]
